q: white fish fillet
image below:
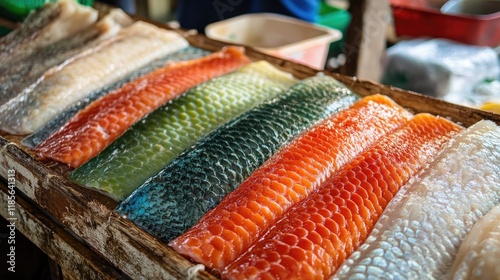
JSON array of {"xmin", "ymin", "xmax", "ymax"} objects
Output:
[
  {"xmin": 448, "ymin": 204, "xmax": 500, "ymax": 280},
  {"xmin": 332, "ymin": 120, "xmax": 500, "ymax": 280},
  {"xmin": 0, "ymin": 9, "xmax": 132, "ymax": 106},
  {"xmin": 0, "ymin": 0, "xmax": 98, "ymax": 64},
  {"xmin": 0, "ymin": 21, "xmax": 188, "ymax": 135}
]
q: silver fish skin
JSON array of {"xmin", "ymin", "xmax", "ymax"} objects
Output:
[
  {"xmin": 448, "ymin": 203, "xmax": 500, "ymax": 280},
  {"xmin": 21, "ymin": 46, "xmax": 210, "ymax": 149},
  {"xmin": 0, "ymin": 9, "xmax": 132, "ymax": 107},
  {"xmin": 0, "ymin": 21, "xmax": 188, "ymax": 135},
  {"xmin": 0, "ymin": 0, "xmax": 97, "ymax": 65},
  {"xmin": 332, "ymin": 120, "xmax": 500, "ymax": 280}
]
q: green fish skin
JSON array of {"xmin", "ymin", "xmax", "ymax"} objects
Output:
[
  {"xmin": 69, "ymin": 61, "xmax": 297, "ymax": 200},
  {"xmin": 22, "ymin": 46, "xmax": 210, "ymax": 149},
  {"xmin": 116, "ymin": 75, "xmax": 360, "ymax": 242}
]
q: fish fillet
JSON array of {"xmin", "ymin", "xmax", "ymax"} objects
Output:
[
  {"xmin": 22, "ymin": 46, "xmax": 211, "ymax": 149},
  {"xmin": 35, "ymin": 46, "xmax": 250, "ymax": 168},
  {"xmin": 333, "ymin": 120, "xmax": 500, "ymax": 280},
  {"xmin": 69, "ymin": 61, "xmax": 297, "ymax": 200},
  {"xmin": 170, "ymin": 94, "xmax": 413, "ymax": 270},
  {"xmin": 115, "ymin": 75, "xmax": 360, "ymax": 243},
  {"xmin": 0, "ymin": 21, "xmax": 188, "ymax": 135},
  {"xmin": 0, "ymin": 9, "xmax": 132, "ymax": 107},
  {"xmin": 223, "ymin": 114, "xmax": 462, "ymax": 280},
  {"xmin": 0, "ymin": 0, "xmax": 97, "ymax": 65},
  {"xmin": 449, "ymin": 203, "xmax": 500, "ymax": 280}
]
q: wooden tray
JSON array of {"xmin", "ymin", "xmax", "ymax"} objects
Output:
[{"xmin": 1, "ymin": 22, "xmax": 499, "ymax": 279}]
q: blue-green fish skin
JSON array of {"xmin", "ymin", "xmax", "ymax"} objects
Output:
[
  {"xmin": 116, "ymin": 75, "xmax": 359, "ymax": 242},
  {"xmin": 22, "ymin": 46, "xmax": 210, "ymax": 149}
]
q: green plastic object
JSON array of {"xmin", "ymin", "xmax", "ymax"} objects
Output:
[
  {"xmin": 315, "ymin": 1, "xmax": 351, "ymax": 56},
  {"xmin": 0, "ymin": 25, "xmax": 11, "ymax": 36},
  {"xmin": 0, "ymin": 0, "xmax": 94, "ymax": 21}
]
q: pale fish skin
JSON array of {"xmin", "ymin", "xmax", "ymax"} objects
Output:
[
  {"xmin": 0, "ymin": 0, "xmax": 98, "ymax": 65},
  {"xmin": 0, "ymin": 9, "xmax": 132, "ymax": 107},
  {"xmin": 448, "ymin": 203, "xmax": 500, "ymax": 280},
  {"xmin": 21, "ymin": 46, "xmax": 210, "ymax": 149},
  {"xmin": 0, "ymin": 21, "xmax": 188, "ymax": 135},
  {"xmin": 332, "ymin": 120, "xmax": 500, "ymax": 280}
]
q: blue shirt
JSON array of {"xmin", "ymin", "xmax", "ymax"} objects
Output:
[{"xmin": 177, "ymin": 0, "xmax": 319, "ymax": 33}]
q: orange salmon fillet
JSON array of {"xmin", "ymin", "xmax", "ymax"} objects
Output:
[
  {"xmin": 222, "ymin": 113, "xmax": 462, "ymax": 280},
  {"xmin": 170, "ymin": 95, "xmax": 412, "ymax": 270},
  {"xmin": 36, "ymin": 46, "xmax": 250, "ymax": 168}
]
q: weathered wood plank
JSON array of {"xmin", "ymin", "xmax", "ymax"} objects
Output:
[
  {"xmin": 0, "ymin": 140, "xmax": 215, "ymax": 280},
  {"xmin": 339, "ymin": 0, "xmax": 389, "ymax": 81},
  {"xmin": 0, "ymin": 180, "xmax": 127, "ymax": 280}
]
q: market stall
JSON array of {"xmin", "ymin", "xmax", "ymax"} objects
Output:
[{"xmin": 1, "ymin": 1, "xmax": 499, "ymax": 279}]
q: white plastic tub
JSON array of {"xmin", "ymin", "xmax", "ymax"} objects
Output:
[{"xmin": 205, "ymin": 13, "xmax": 342, "ymax": 69}]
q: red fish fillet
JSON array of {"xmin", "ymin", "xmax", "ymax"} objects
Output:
[
  {"xmin": 36, "ymin": 46, "xmax": 250, "ymax": 168},
  {"xmin": 170, "ymin": 95, "xmax": 413, "ymax": 270},
  {"xmin": 222, "ymin": 113, "xmax": 462, "ymax": 280}
]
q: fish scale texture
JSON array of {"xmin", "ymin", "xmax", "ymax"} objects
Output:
[
  {"xmin": 22, "ymin": 46, "xmax": 210, "ymax": 149},
  {"xmin": 170, "ymin": 94, "xmax": 413, "ymax": 270},
  {"xmin": 36, "ymin": 46, "xmax": 249, "ymax": 168},
  {"xmin": 0, "ymin": 0, "xmax": 97, "ymax": 65},
  {"xmin": 450, "ymin": 202, "xmax": 500, "ymax": 280},
  {"xmin": 0, "ymin": 21, "xmax": 188, "ymax": 135},
  {"xmin": 0, "ymin": 9, "xmax": 130, "ymax": 108},
  {"xmin": 333, "ymin": 120, "xmax": 500, "ymax": 280},
  {"xmin": 69, "ymin": 61, "xmax": 296, "ymax": 200},
  {"xmin": 223, "ymin": 114, "xmax": 463, "ymax": 280},
  {"xmin": 0, "ymin": 2, "xmax": 60, "ymax": 56},
  {"xmin": 116, "ymin": 75, "xmax": 361, "ymax": 242}
]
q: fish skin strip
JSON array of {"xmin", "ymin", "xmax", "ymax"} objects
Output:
[
  {"xmin": 0, "ymin": 21, "xmax": 188, "ymax": 135},
  {"xmin": 449, "ymin": 202, "xmax": 500, "ymax": 280},
  {"xmin": 0, "ymin": 9, "xmax": 132, "ymax": 107},
  {"xmin": 170, "ymin": 94, "xmax": 413, "ymax": 270},
  {"xmin": 223, "ymin": 114, "xmax": 463, "ymax": 280},
  {"xmin": 332, "ymin": 120, "xmax": 500, "ymax": 280},
  {"xmin": 116, "ymin": 75, "xmax": 360, "ymax": 243},
  {"xmin": 22, "ymin": 46, "xmax": 211, "ymax": 149},
  {"xmin": 0, "ymin": 0, "xmax": 97, "ymax": 66},
  {"xmin": 35, "ymin": 46, "xmax": 250, "ymax": 168},
  {"xmin": 70, "ymin": 61, "xmax": 296, "ymax": 200}
]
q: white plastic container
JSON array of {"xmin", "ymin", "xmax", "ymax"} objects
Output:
[{"xmin": 205, "ymin": 13, "xmax": 342, "ymax": 69}]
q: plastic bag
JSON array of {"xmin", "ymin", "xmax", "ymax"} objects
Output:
[{"xmin": 382, "ymin": 38, "xmax": 500, "ymax": 105}]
